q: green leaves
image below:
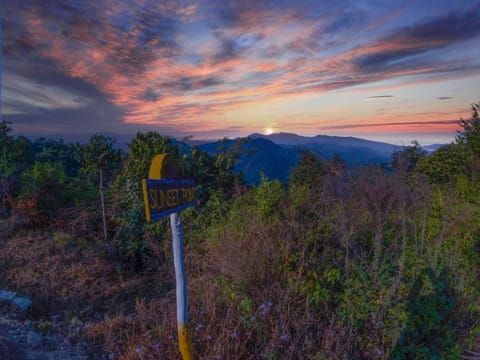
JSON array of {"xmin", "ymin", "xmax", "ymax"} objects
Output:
[
  {"xmin": 20, "ymin": 161, "xmax": 67, "ymax": 212},
  {"xmin": 80, "ymin": 134, "xmax": 122, "ymax": 175},
  {"xmin": 415, "ymin": 144, "xmax": 470, "ymax": 183},
  {"xmin": 414, "ymin": 101, "xmax": 480, "ymax": 183},
  {"xmin": 392, "ymin": 268, "xmax": 457, "ymax": 359},
  {"xmin": 254, "ymin": 176, "xmax": 285, "ymax": 222},
  {"xmin": 127, "ymin": 132, "xmax": 179, "ymax": 180}
]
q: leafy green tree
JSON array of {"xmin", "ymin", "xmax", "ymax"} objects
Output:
[
  {"xmin": 392, "ymin": 268, "xmax": 458, "ymax": 359},
  {"xmin": 127, "ymin": 132, "xmax": 179, "ymax": 179},
  {"xmin": 0, "ymin": 121, "xmax": 16, "ymax": 216},
  {"xmin": 20, "ymin": 161, "xmax": 66, "ymax": 213},
  {"xmin": 0, "ymin": 122, "xmax": 33, "ymax": 216},
  {"xmin": 80, "ymin": 134, "xmax": 122, "ymax": 241},
  {"xmin": 183, "ymin": 146, "xmax": 217, "ymax": 204},
  {"xmin": 111, "ymin": 132, "xmax": 179, "ymax": 272},
  {"xmin": 184, "ymin": 145, "xmax": 242, "ymax": 202},
  {"xmin": 415, "ymin": 143, "xmax": 469, "ymax": 183},
  {"xmin": 457, "ymin": 101, "xmax": 480, "ymax": 179},
  {"xmin": 33, "ymin": 138, "xmax": 82, "ymax": 177},
  {"xmin": 0, "ymin": 121, "xmax": 14, "ymax": 164},
  {"xmin": 391, "ymin": 140, "xmax": 426, "ymax": 172},
  {"xmin": 290, "ymin": 151, "xmax": 326, "ymax": 186},
  {"xmin": 113, "ymin": 132, "xmax": 180, "ymax": 210},
  {"xmin": 0, "ymin": 122, "xmax": 33, "ymax": 176}
]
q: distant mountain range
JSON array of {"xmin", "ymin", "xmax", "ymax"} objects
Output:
[
  {"xmin": 198, "ymin": 133, "xmax": 407, "ymax": 184},
  {"xmin": 422, "ymin": 144, "xmax": 445, "ymax": 153},
  {"xmin": 199, "ymin": 137, "xmax": 299, "ymax": 184},
  {"xmin": 33, "ymin": 131, "xmax": 445, "ymax": 184}
]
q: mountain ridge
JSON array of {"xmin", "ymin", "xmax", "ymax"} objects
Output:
[{"xmin": 199, "ymin": 133, "xmax": 409, "ymax": 184}]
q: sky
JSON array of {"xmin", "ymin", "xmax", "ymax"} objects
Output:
[{"xmin": 2, "ymin": 0, "xmax": 480, "ymax": 145}]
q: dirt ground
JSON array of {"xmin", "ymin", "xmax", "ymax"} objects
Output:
[{"xmin": 0, "ymin": 306, "xmax": 89, "ymax": 360}]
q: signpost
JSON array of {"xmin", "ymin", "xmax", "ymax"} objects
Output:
[{"xmin": 142, "ymin": 154, "xmax": 195, "ymax": 360}]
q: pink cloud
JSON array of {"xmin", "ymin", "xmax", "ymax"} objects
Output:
[{"xmin": 16, "ymin": 1, "xmax": 478, "ymax": 138}]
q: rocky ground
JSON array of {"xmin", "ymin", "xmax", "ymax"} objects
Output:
[{"xmin": 0, "ymin": 301, "xmax": 91, "ymax": 360}]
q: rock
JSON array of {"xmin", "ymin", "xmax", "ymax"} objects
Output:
[
  {"xmin": 1, "ymin": 309, "xmax": 90, "ymax": 359},
  {"xmin": 70, "ymin": 317, "xmax": 83, "ymax": 327},
  {"xmin": 0, "ymin": 290, "xmax": 17, "ymax": 302},
  {"xmin": 0, "ymin": 335, "xmax": 20, "ymax": 360},
  {"xmin": 49, "ymin": 314, "xmax": 61, "ymax": 322},
  {"xmin": 0, "ymin": 289, "xmax": 32, "ymax": 315},
  {"xmin": 25, "ymin": 350, "xmax": 51, "ymax": 360},
  {"xmin": 13, "ymin": 297, "xmax": 32, "ymax": 314},
  {"xmin": 27, "ymin": 331, "xmax": 43, "ymax": 348}
]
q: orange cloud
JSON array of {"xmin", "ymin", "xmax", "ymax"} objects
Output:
[{"xmin": 13, "ymin": 1, "xmax": 478, "ymax": 140}]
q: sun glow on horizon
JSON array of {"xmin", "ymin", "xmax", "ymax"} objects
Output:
[{"xmin": 265, "ymin": 127, "xmax": 274, "ymax": 135}]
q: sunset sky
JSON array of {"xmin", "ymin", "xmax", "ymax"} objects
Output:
[{"xmin": 2, "ymin": 0, "xmax": 480, "ymax": 145}]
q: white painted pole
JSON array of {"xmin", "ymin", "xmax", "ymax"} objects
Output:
[{"xmin": 170, "ymin": 212, "xmax": 193, "ymax": 360}]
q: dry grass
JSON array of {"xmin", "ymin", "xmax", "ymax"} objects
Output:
[
  {"xmin": 2, "ymin": 171, "xmax": 477, "ymax": 359},
  {"xmin": 0, "ymin": 228, "xmax": 176, "ymax": 358}
]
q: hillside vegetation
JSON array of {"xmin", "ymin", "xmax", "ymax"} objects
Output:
[{"xmin": 0, "ymin": 103, "xmax": 479, "ymax": 359}]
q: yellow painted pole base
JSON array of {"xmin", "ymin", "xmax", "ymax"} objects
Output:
[{"xmin": 178, "ymin": 324, "xmax": 193, "ymax": 360}]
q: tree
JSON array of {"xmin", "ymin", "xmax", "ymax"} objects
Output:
[
  {"xmin": 0, "ymin": 122, "xmax": 33, "ymax": 216},
  {"xmin": 33, "ymin": 138, "xmax": 82, "ymax": 177},
  {"xmin": 117, "ymin": 132, "xmax": 180, "ymax": 208},
  {"xmin": 0, "ymin": 121, "xmax": 13, "ymax": 159},
  {"xmin": 21, "ymin": 161, "xmax": 66, "ymax": 213},
  {"xmin": 456, "ymin": 101, "xmax": 480, "ymax": 180},
  {"xmin": 80, "ymin": 134, "xmax": 122, "ymax": 241},
  {"xmin": 391, "ymin": 140, "xmax": 425, "ymax": 172},
  {"xmin": 392, "ymin": 268, "xmax": 457, "ymax": 359},
  {"xmin": 111, "ymin": 132, "xmax": 180, "ymax": 272},
  {"xmin": 0, "ymin": 122, "xmax": 33, "ymax": 176},
  {"xmin": 415, "ymin": 144, "xmax": 469, "ymax": 183},
  {"xmin": 290, "ymin": 151, "xmax": 326, "ymax": 186},
  {"xmin": 0, "ymin": 121, "xmax": 16, "ymax": 216}
]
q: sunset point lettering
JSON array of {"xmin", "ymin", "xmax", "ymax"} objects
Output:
[
  {"xmin": 143, "ymin": 179, "xmax": 196, "ymax": 221},
  {"xmin": 149, "ymin": 187, "xmax": 196, "ymax": 209},
  {"xmin": 142, "ymin": 154, "xmax": 196, "ymax": 221}
]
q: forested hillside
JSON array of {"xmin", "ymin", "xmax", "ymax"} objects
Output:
[{"xmin": 1, "ymin": 103, "xmax": 479, "ymax": 359}]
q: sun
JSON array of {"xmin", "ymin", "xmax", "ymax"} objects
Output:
[{"xmin": 265, "ymin": 127, "xmax": 274, "ymax": 135}]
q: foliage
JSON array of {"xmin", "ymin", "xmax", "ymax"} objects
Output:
[
  {"xmin": 79, "ymin": 134, "xmax": 123, "ymax": 240},
  {"xmin": 126, "ymin": 132, "xmax": 179, "ymax": 182},
  {"xmin": 33, "ymin": 137, "xmax": 81, "ymax": 177},
  {"xmin": 254, "ymin": 176, "xmax": 285, "ymax": 222},
  {"xmin": 457, "ymin": 101, "xmax": 480, "ymax": 179},
  {"xmin": 391, "ymin": 140, "xmax": 426, "ymax": 172},
  {"xmin": 1, "ymin": 107, "xmax": 480, "ymax": 359},
  {"xmin": 417, "ymin": 101, "xmax": 480, "ymax": 184},
  {"xmin": 0, "ymin": 121, "xmax": 17, "ymax": 176},
  {"xmin": 289, "ymin": 150, "xmax": 326, "ymax": 186},
  {"xmin": 0, "ymin": 122, "xmax": 34, "ymax": 216},
  {"xmin": 113, "ymin": 205, "xmax": 147, "ymax": 273},
  {"xmin": 183, "ymin": 145, "xmax": 243, "ymax": 204},
  {"xmin": 415, "ymin": 143, "xmax": 470, "ymax": 183},
  {"xmin": 392, "ymin": 268, "xmax": 458, "ymax": 359},
  {"xmin": 20, "ymin": 161, "xmax": 67, "ymax": 214},
  {"xmin": 113, "ymin": 132, "xmax": 179, "ymax": 209},
  {"xmin": 110, "ymin": 132, "xmax": 180, "ymax": 270},
  {"xmin": 79, "ymin": 134, "xmax": 122, "ymax": 177}
]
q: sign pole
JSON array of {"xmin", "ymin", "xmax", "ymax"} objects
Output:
[
  {"xmin": 142, "ymin": 154, "xmax": 196, "ymax": 359},
  {"xmin": 170, "ymin": 211, "xmax": 193, "ymax": 360}
]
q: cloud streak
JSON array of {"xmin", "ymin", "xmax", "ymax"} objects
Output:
[
  {"xmin": 2, "ymin": 72, "xmax": 92, "ymax": 114},
  {"xmin": 322, "ymin": 120, "xmax": 459, "ymax": 130}
]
